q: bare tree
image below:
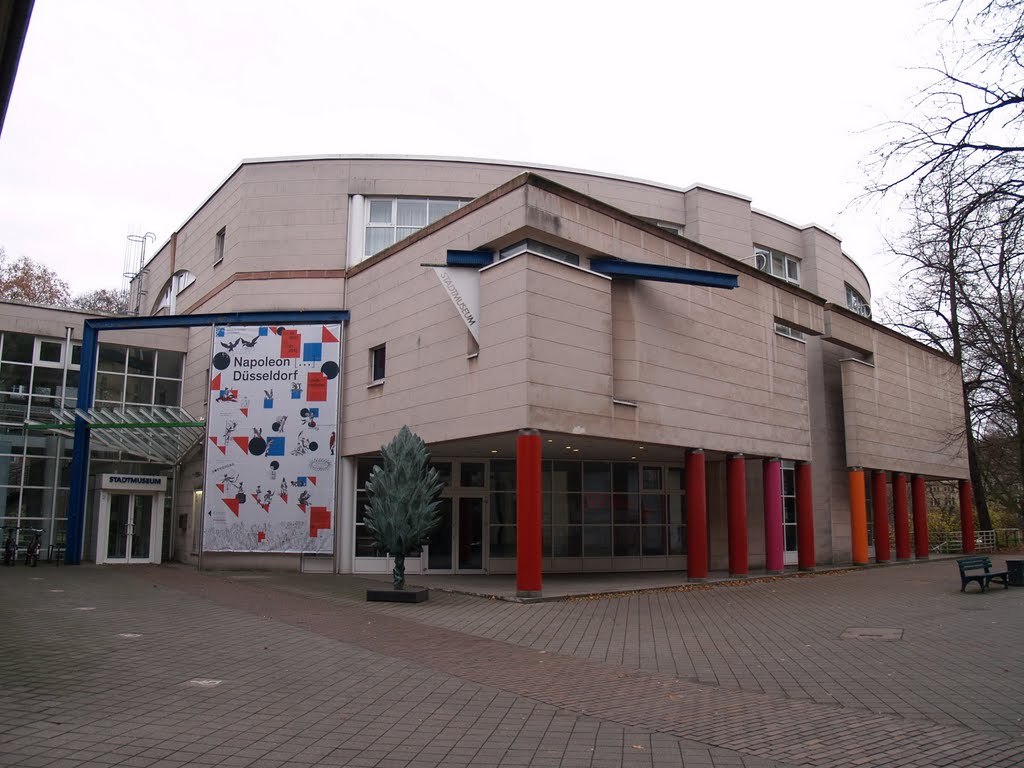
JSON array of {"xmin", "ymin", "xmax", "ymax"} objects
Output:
[
  {"xmin": 870, "ymin": 1, "xmax": 1024, "ymax": 198},
  {"xmin": 71, "ymin": 288, "xmax": 129, "ymax": 314}
]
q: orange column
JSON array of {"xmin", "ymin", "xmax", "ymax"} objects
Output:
[
  {"xmin": 516, "ymin": 429, "xmax": 542, "ymax": 597},
  {"xmin": 686, "ymin": 449, "xmax": 708, "ymax": 581},
  {"xmin": 796, "ymin": 461, "xmax": 815, "ymax": 571},
  {"xmin": 849, "ymin": 468, "xmax": 868, "ymax": 565},
  {"xmin": 959, "ymin": 479, "xmax": 975, "ymax": 554},
  {"xmin": 727, "ymin": 454, "xmax": 748, "ymax": 577},
  {"xmin": 911, "ymin": 474, "xmax": 929, "ymax": 559},
  {"xmin": 871, "ymin": 470, "xmax": 890, "ymax": 563},
  {"xmin": 892, "ymin": 473, "xmax": 910, "ymax": 560}
]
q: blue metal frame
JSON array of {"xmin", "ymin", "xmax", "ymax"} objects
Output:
[
  {"xmin": 65, "ymin": 310, "xmax": 349, "ymax": 564},
  {"xmin": 589, "ymin": 257, "xmax": 738, "ymax": 290},
  {"xmin": 446, "ymin": 250, "xmax": 494, "ymax": 268}
]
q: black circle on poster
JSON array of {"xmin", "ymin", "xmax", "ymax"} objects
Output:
[
  {"xmin": 213, "ymin": 352, "xmax": 231, "ymax": 371},
  {"xmin": 300, "ymin": 408, "xmax": 310, "ymax": 418},
  {"xmin": 276, "ymin": 326, "xmax": 285, "ymax": 335},
  {"xmin": 236, "ymin": 493, "xmax": 246, "ymax": 503},
  {"xmin": 309, "ymin": 442, "xmax": 318, "ymax": 452},
  {"xmin": 272, "ymin": 421, "xmax": 282, "ymax": 432},
  {"xmin": 249, "ymin": 437, "xmax": 267, "ymax": 456},
  {"xmin": 270, "ymin": 461, "xmax": 280, "ymax": 470},
  {"xmin": 320, "ymin": 361, "xmax": 339, "ymax": 380}
]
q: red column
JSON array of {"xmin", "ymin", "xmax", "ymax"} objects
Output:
[
  {"xmin": 516, "ymin": 429, "xmax": 542, "ymax": 597},
  {"xmin": 892, "ymin": 473, "xmax": 910, "ymax": 560},
  {"xmin": 959, "ymin": 479, "xmax": 975, "ymax": 554},
  {"xmin": 911, "ymin": 474, "xmax": 929, "ymax": 559},
  {"xmin": 686, "ymin": 449, "xmax": 708, "ymax": 581},
  {"xmin": 727, "ymin": 454, "xmax": 748, "ymax": 577},
  {"xmin": 871, "ymin": 470, "xmax": 890, "ymax": 563},
  {"xmin": 849, "ymin": 468, "xmax": 868, "ymax": 565},
  {"xmin": 763, "ymin": 458, "xmax": 784, "ymax": 574},
  {"xmin": 796, "ymin": 461, "xmax": 815, "ymax": 571}
]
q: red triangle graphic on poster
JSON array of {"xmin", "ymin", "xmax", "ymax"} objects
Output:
[
  {"xmin": 257, "ymin": 531, "xmax": 266, "ymax": 543},
  {"xmin": 269, "ymin": 326, "xmax": 279, "ymax": 335},
  {"xmin": 232, "ymin": 437, "xmax": 249, "ymax": 454},
  {"xmin": 322, "ymin": 326, "xmax": 339, "ymax": 343},
  {"xmin": 209, "ymin": 436, "xmax": 218, "ymax": 447},
  {"xmin": 209, "ymin": 436, "xmax": 226, "ymax": 455},
  {"xmin": 223, "ymin": 497, "xmax": 240, "ymax": 516},
  {"xmin": 216, "ymin": 484, "xmax": 225, "ymax": 493},
  {"xmin": 298, "ymin": 503, "xmax": 307, "ymax": 513},
  {"xmin": 240, "ymin": 408, "xmax": 249, "ymax": 417},
  {"xmin": 280, "ymin": 493, "xmax": 288, "ymax": 503},
  {"xmin": 308, "ymin": 477, "xmax": 317, "ymax": 486},
  {"xmin": 210, "ymin": 373, "xmax": 221, "ymax": 391}
]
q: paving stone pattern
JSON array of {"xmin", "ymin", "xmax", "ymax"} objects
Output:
[{"xmin": 1, "ymin": 560, "xmax": 1022, "ymax": 767}]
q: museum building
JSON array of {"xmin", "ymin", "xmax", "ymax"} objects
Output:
[{"xmin": 1, "ymin": 156, "xmax": 974, "ymax": 591}]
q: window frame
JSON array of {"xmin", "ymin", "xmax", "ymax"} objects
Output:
[
  {"xmin": 363, "ymin": 197, "xmax": 470, "ymax": 258},
  {"xmin": 369, "ymin": 344, "xmax": 386, "ymax": 385},
  {"xmin": 214, "ymin": 227, "xmax": 226, "ymax": 266},
  {"xmin": 845, "ymin": 283, "xmax": 871, "ymax": 318}
]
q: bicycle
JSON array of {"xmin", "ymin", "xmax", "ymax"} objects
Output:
[
  {"xmin": 3, "ymin": 527, "xmax": 17, "ymax": 567},
  {"xmin": 24, "ymin": 528, "xmax": 42, "ymax": 567}
]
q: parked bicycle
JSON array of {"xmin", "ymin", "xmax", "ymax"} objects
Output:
[
  {"xmin": 24, "ymin": 528, "xmax": 43, "ymax": 567},
  {"xmin": 3, "ymin": 527, "xmax": 17, "ymax": 567}
]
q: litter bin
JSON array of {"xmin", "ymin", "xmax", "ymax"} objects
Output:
[{"xmin": 1007, "ymin": 560, "xmax": 1024, "ymax": 587}]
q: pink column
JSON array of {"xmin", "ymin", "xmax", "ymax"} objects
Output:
[
  {"xmin": 892, "ymin": 473, "xmax": 910, "ymax": 560},
  {"xmin": 686, "ymin": 449, "xmax": 708, "ymax": 581},
  {"xmin": 871, "ymin": 470, "xmax": 890, "ymax": 563},
  {"xmin": 516, "ymin": 429, "xmax": 542, "ymax": 597},
  {"xmin": 763, "ymin": 458, "xmax": 784, "ymax": 574},
  {"xmin": 911, "ymin": 474, "xmax": 929, "ymax": 559},
  {"xmin": 959, "ymin": 479, "xmax": 975, "ymax": 554},
  {"xmin": 796, "ymin": 461, "xmax": 815, "ymax": 571},
  {"xmin": 727, "ymin": 454, "xmax": 748, "ymax": 577}
]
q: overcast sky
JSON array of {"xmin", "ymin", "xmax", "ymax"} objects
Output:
[{"xmin": 0, "ymin": 0, "xmax": 942, "ymax": 304}]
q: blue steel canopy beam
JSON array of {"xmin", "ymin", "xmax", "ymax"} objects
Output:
[
  {"xmin": 446, "ymin": 250, "xmax": 494, "ymax": 268},
  {"xmin": 589, "ymin": 257, "xmax": 738, "ymax": 290}
]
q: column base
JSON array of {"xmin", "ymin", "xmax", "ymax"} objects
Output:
[
  {"xmin": 798, "ymin": 566, "xmax": 816, "ymax": 572},
  {"xmin": 766, "ymin": 569, "xmax": 784, "ymax": 576},
  {"xmin": 516, "ymin": 590, "xmax": 542, "ymax": 598},
  {"xmin": 728, "ymin": 572, "xmax": 749, "ymax": 579},
  {"xmin": 687, "ymin": 576, "xmax": 706, "ymax": 584}
]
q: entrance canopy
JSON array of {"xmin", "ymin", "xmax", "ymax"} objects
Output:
[{"xmin": 30, "ymin": 405, "xmax": 205, "ymax": 464}]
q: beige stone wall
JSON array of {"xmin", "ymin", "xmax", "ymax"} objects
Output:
[{"xmin": 841, "ymin": 343, "xmax": 968, "ymax": 478}]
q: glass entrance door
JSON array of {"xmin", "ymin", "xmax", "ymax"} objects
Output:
[
  {"xmin": 107, "ymin": 493, "xmax": 154, "ymax": 563},
  {"xmin": 425, "ymin": 496, "xmax": 484, "ymax": 573},
  {"xmin": 426, "ymin": 498, "xmax": 453, "ymax": 570},
  {"xmin": 457, "ymin": 497, "xmax": 484, "ymax": 572}
]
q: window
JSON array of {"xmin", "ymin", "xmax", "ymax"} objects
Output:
[
  {"xmin": 754, "ymin": 246, "xmax": 804, "ymax": 340},
  {"xmin": 754, "ymin": 245, "xmax": 800, "ymax": 285},
  {"xmin": 157, "ymin": 271, "xmax": 197, "ymax": 313},
  {"xmin": 93, "ymin": 344, "xmax": 184, "ymax": 409},
  {"xmin": 846, "ymin": 284, "xmax": 871, "ymax": 318},
  {"xmin": 370, "ymin": 345, "xmax": 386, "ymax": 384},
  {"xmin": 364, "ymin": 197, "xmax": 470, "ymax": 258},
  {"xmin": 214, "ymin": 227, "xmax": 226, "ymax": 266}
]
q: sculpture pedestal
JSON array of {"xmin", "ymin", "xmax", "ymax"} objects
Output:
[{"xmin": 366, "ymin": 587, "xmax": 429, "ymax": 603}]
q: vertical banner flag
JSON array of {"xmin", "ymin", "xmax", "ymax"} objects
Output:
[
  {"xmin": 432, "ymin": 267, "xmax": 480, "ymax": 342},
  {"xmin": 203, "ymin": 324, "xmax": 341, "ymax": 552}
]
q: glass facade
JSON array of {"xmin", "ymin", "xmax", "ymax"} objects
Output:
[
  {"xmin": 0, "ymin": 332, "xmax": 184, "ymax": 555},
  {"xmin": 354, "ymin": 457, "xmax": 686, "ymax": 566}
]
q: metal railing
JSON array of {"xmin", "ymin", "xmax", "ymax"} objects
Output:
[{"xmin": 929, "ymin": 528, "xmax": 1022, "ymax": 553}]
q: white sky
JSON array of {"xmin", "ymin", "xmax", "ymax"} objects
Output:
[{"xmin": 0, "ymin": 0, "xmax": 943, "ymax": 303}]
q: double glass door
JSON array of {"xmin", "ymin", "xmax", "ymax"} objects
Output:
[
  {"xmin": 107, "ymin": 493, "xmax": 154, "ymax": 563},
  {"xmin": 426, "ymin": 496, "xmax": 484, "ymax": 573}
]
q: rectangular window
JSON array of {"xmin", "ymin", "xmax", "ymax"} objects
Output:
[
  {"xmin": 754, "ymin": 245, "xmax": 800, "ymax": 286},
  {"xmin": 370, "ymin": 345, "xmax": 386, "ymax": 383},
  {"xmin": 364, "ymin": 197, "xmax": 470, "ymax": 258},
  {"xmin": 214, "ymin": 227, "xmax": 226, "ymax": 266}
]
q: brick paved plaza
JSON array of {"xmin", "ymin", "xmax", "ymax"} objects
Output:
[{"xmin": 1, "ymin": 559, "xmax": 1022, "ymax": 767}]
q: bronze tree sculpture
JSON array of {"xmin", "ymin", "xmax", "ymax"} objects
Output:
[{"xmin": 364, "ymin": 426, "xmax": 444, "ymax": 590}]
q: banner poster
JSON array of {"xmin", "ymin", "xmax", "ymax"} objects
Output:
[{"xmin": 203, "ymin": 323, "xmax": 341, "ymax": 553}]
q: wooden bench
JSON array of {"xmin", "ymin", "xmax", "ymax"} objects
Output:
[{"xmin": 956, "ymin": 556, "xmax": 1009, "ymax": 592}]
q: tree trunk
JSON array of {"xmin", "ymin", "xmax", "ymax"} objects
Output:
[{"xmin": 392, "ymin": 553, "xmax": 406, "ymax": 590}]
